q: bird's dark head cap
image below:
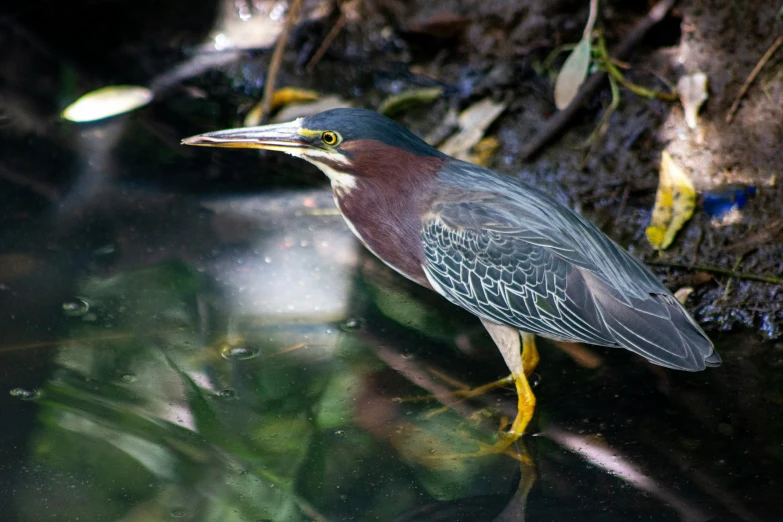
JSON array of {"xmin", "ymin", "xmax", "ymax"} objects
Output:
[{"xmin": 300, "ymin": 108, "xmax": 443, "ymax": 158}]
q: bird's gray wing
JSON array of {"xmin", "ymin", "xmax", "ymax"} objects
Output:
[{"xmin": 421, "ymin": 187, "xmax": 719, "ymax": 371}]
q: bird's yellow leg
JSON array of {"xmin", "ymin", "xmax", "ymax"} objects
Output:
[
  {"xmin": 506, "ymin": 348, "xmax": 537, "ymax": 437},
  {"xmin": 404, "ymin": 332, "xmax": 538, "ymax": 417},
  {"xmin": 482, "ymin": 330, "xmax": 536, "ymax": 452},
  {"xmin": 423, "ymin": 322, "xmax": 537, "ymax": 461},
  {"xmin": 522, "ymin": 334, "xmax": 540, "ymax": 377}
]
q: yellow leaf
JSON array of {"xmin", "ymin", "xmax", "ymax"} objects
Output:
[
  {"xmin": 61, "ymin": 85, "xmax": 153, "ymax": 122},
  {"xmin": 244, "ymin": 87, "xmax": 321, "ymax": 127},
  {"xmin": 271, "ymin": 87, "xmax": 321, "ymax": 107},
  {"xmin": 466, "ymin": 136, "xmax": 500, "ymax": 167},
  {"xmin": 378, "ymin": 87, "xmax": 443, "ymax": 117},
  {"xmin": 645, "ymin": 151, "xmax": 696, "ymax": 250}
]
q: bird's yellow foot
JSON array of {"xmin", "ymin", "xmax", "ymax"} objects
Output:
[
  {"xmin": 418, "ymin": 374, "xmax": 514, "ymax": 419},
  {"xmin": 422, "ymin": 437, "xmax": 533, "ymax": 465},
  {"xmin": 401, "ymin": 363, "xmax": 540, "ymax": 418},
  {"xmin": 422, "ymin": 370, "xmax": 536, "ymax": 463},
  {"xmin": 394, "ymin": 332, "xmax": 540, "ymax": 419},
  {"xmin": 393, "ymin": 370, "xmax": 513, "ymax": 403}
]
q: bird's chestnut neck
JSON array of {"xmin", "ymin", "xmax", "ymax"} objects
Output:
[{"xmin": 338, "ymin": 139, "xmax": 445, "ymax": 185}]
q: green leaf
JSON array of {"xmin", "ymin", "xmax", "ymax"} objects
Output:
[{"xmin": 554, "ymin": 38, "xmax": 591, "ymax": 110}]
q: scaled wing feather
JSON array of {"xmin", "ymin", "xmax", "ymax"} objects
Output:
[{"xmin": 421, "ymin": 164, "xmax": 719, "ymax": 371}]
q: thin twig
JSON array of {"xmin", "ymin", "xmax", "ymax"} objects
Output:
[
  {"xmin": 722, "ymin": 254, "xmax": 745, "ymax": 299},
  {"xmin": 614, "ymin": 183, "xmax": 630, "ymax": 225},
  {"xmin": 596, "ymin": 32, "xmax": 678, "ymax": 101},
  {"xmin": 646, "ymin": 260, "xmax": 783, "ymax": 285},
  {"xmin": 519, "ymin": 0, "xmax": 676, "ymax": 161},
  {"xmin": 306, "ymin": 6, "xmax": 347, "ymax": 71},
  {"xmin": 260, "ymin": 0, "xmax": 304, "ymax": 124},
  {"xmin": 690, "ymin": 227, "xmax": 702, "ymax": 264},
  {"xmin": 726, "ymin": 34, "xmax": 783, "ymax": 124},
  {"xmin": 580, "ymin": 73, "xmax": 620, "ymax": 168}
]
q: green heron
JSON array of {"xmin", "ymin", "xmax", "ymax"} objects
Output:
[{"xmin": 182, "ymin": 108, "xmax": 721, "ymax": 454}]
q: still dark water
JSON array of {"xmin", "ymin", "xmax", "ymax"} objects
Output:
[{"xmin": 1, "ymin": 8, "xmax": 782, "ymax": 522}]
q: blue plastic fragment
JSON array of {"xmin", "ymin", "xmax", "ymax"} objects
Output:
[{"xmin": 702, "ymin": 184, "xmax": 756, "ymax": 219}]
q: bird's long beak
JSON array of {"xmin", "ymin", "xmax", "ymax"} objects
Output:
[{"xmin": 181, "ymin": 119, "xmax": 306, "ymax": 152}]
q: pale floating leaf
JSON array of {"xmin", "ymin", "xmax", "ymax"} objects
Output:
[
  {"xmin": 438, "ymin": 98, "xmax": 507, "ymax": 161},
  {"xmin": 677, "ymin": 72, "xmax": 708, "ymax": 129},
  {"xmin": 244, "ymin": 87, "xmax": 321, "ymax": 127},
  {"xmin": 271, "ymin": 95, "xmax": 354, "ymax": 123},
  {"xmin": 645, "ymin": 151, "xmax": 696, "ymax": 250},
  {"xmin": 61, "ymin": 85, "xmax": 153, "ymax": 122},
  {"xmin": 673, "ymin": 286, "xmax": 694, "ymax": 305},
  {"xmin": 378, "ymin": 87, "xmax": 443, "ymax": 117},
  {"xmin": 554, "ymin": 38, "xmax": 591, "ymax": 110}
]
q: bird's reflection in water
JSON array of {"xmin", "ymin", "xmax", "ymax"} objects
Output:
[{"xmin": 390, "ymin": 453, "xmax": 536, "ymax": 522}]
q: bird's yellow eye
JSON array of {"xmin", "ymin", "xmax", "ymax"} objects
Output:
[{"xmin": 321, "ymin": 131, "xmax": 339, "ymax": 146}]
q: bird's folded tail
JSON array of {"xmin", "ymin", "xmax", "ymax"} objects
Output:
[{"xmin": 581, "ymin": 269, "xmax": 720, "ymax": 371}]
